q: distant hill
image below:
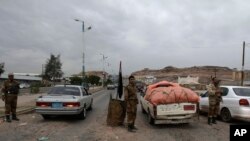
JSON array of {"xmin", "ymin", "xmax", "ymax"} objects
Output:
[{"xmin": 132, "ymin": 66, "xmax": 241, "ymax": 84}]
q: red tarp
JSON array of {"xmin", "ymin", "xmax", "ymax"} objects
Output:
[{"xmin": 144, "ymin": 81, "xmax": 200, "ymax": 106}]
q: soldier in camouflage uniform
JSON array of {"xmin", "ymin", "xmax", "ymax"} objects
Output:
[
  {"xmin": 206, "ymin": 77, "xmax": 223, "ymax": 125},
  {"xmin": 1, "ymin": 73, "xmax": 20, "ymax": 122},
  {"xmin": 124, "ymin": 75, "xmax": 138, "ymax": 132}
]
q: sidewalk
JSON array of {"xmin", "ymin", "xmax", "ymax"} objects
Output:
[{"xmin": 0, "ymin": 87, "xmax": 103, "ymax": 118}]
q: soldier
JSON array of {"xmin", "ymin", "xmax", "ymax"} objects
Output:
[
  {"xmin": 124, "ymin": 75, "xmax": 138, "ymax": 132},
  {"xmin": 206, "ymin": 77, "xmax": 223, "ymax": 125},
  {"xmin": 1, "ymin": 73, "xmax": 20, "ymax": 122}
]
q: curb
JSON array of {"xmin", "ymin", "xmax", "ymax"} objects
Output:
[{"xmin": 0, "ymin": 88, "xmax": 104, "ymax": 118}]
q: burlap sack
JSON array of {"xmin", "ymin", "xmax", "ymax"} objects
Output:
[{"xmin": 106, "ymin": 95, "xmax": 126, "ymax": 126}]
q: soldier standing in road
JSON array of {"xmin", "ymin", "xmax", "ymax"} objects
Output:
[
  {"xmin": 1, "ymin": 73, "xmax": 20, "ymax": 122},
  {"xmin": 124, "ymin": 75, "xmax": 138, "ymax": 132},
  {"xmin": 206, "ymin": 77, "xmax": 223, "ymax": 125}
]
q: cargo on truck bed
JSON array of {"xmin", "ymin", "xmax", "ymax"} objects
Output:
[{"xmin": 140, "ymin": 81, "xmax": 199, "ymax": 124}]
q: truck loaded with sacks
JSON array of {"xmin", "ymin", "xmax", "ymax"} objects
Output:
[{"xmin": 140, "ymin": 81, "xmax": 200, "ymax": 124}]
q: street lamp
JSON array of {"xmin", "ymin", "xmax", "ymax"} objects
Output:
[{"xmin": 75, "ymin": 18, "xmax": 92, "ymax": 88}]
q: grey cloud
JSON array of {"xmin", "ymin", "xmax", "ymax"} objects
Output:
[{"xmin": 1, "ymin": 0, "xmax": 250, "ymax": 76}]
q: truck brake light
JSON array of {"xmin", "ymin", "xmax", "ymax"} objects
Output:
[{"xmin": 184, "ymin": 105, "xmax": 195, "ymax": 111}]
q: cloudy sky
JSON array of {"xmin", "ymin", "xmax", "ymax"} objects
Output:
[{"xmin": 1, "ymin": 0, "xmax": 250, "ymax": 76}]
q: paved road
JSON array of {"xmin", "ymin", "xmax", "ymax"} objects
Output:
[{"xmin": 0, "ymin": 89, "xmax": 242, "ymax": 141}]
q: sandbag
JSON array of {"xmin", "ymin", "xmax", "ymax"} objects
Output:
[
  {"xmin": 145, "ymin": 81, "xmax": 199, "ymax": 106},
  {"xmin": 106, "ymin": 95, "xmax": 126, "ymax": 126}
]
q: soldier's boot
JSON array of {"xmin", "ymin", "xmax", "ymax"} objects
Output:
[
  {"xmin": 5, "ymin": 115, "xmax": 11, "ymax": 123},
  {"xmin": 131, "ymin": 122, "xmax": 138, "ymax": 130},
  {"xmin": 207, "ymin": 117, "xmax": 212, "ymax": 125},
  {"xmin": 212, "ymin": 117, "xmax": 217, "ymax": 124},
  {"xmin": 12, "ymin": 114, "xmax": 20, "ymax": 121},
  {"xmin": 128, "ymin": 125, "xmax": 136, "ymax": 132}
]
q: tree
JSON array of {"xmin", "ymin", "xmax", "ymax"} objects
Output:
[
  {"xmin": 43, "ymin": 54, "xmax": 63, "ymax": 82},
  {"xmin": 86, "ymin": 75, "xmax": 101, "ymax": 86},
  {"xmin": 70, "ymin": 76, "xmax": 82, "ymax": 85},
  {"xmin": 105, "ymin": 78, "xmax": 113, "ymax": 86},
  {"xmin": 0, "ymin": 62, "xmax": 4, "ymax": 76}
]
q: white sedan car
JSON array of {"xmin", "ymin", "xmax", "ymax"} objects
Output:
[
  {"xmin": 35, "ymin": 85, "xmax": 93, "ymax": 120},
  {"xmin": 199, "ymin": 86, "xmax": 250, "ymax": 122}
]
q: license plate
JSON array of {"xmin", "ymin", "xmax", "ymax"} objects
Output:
[
  {"xmin": 158, "ymin": 104, "xmax": 182, "ymax": 112},
  {"xmin": 52, "ymin": 102, "xmax": 62, "ymax": 108}
]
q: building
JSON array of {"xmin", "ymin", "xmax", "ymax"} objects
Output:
[
  {"xmin": 0, "ymin": 73, "xmax": 42, "ymax": 85},
  {"xmin": 178, "ymin": 75, "xmax": 201, "ymax": 90}
]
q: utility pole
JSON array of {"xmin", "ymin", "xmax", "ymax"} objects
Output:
[
  {"xmin": 241, "ymin": 41, "xmax": 245, "ymax": 86},
  {"xmin": 74, "ymin": 19, "xmax": 92, "ymax": 88},
  {"xmin": 100, "ymin": 53, "xmax": 108, "ymax": 87}
]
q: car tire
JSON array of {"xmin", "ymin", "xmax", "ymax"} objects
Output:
[
  {"xmin": 78, "ymin": 107, "xmax": 86, "ymax": 120},
  {"xmin": 42, "ymin": 114, "xmax": 50, "ymax": 120},
  {"xmin": 148, "ymin": 110, "xmax": 155, "ymax": 125},
  {"xmin": 220, "ymin": 108, "xmax": 232, "ymax": 122}
]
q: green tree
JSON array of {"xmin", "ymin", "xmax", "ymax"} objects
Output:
[
  {"xmin": 87, "ymin": 75, "xmax": 101, "ymax": 86},
  {"xmin": 0, "ymin": 62, "xmax": 4, "ymax": 76},
  {"xmin": 70, "ymin": 76, "xmax": 82, "ymax": 85},
  {"xmin": 43, "ymin": 54, "xmax": 63, "ymax": 82},
  {"xmin": 105, "ymin": 78, "xmax": 113, "ymax": 85}
]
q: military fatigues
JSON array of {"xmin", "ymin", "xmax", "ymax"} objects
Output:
[
  {"xmin": 1, "ymin": 80, "xmax": 20, "ymax": 122},
  {"xmin": 206, "ymin": 83, "xmax": 222, "ymax": 124},
  {"xmin": 124, "ymin": 84, "xmax": 138, "ymax": 130}
]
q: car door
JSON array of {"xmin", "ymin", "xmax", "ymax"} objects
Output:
[
  {"xmin": 81, "ymin": 87, "xmax": 91, "ymax": 107},
  {"xmin": 200, "ymin": 92, "xmax": 209, "ymax": 112},
  {"xmin": 219, "ymin": 87, "xmax": 229, "ymax": 112}
]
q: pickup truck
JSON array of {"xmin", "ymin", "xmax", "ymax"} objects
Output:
[
  {"xmin": 35, "ymin": 85, "xmax": 93, "ymax": 120},
  {"xmin": 140, "ymin": 92, "xmax": 198, "ymax": 124}
]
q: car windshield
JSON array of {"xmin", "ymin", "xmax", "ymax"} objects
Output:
[
  {"xmin": 48, "ymin": 87, "xmax": 80, "ymax": 96},
  {"xmin": 233, "ymin": 88, "xmax": 250, "ymax": 97}
]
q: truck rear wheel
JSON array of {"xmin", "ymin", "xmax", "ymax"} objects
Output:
[
  {"xmin": 141, "ymin": 104, "xmax": 146, "ymax": 114},
  {"xmin": 148, "ymin": 110, "xmax": 155, "ymax": 125}
]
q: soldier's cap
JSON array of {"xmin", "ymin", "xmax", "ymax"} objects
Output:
[{"xmin": 8, "ymin": 73, "xmax": 14, "ymax": 76}]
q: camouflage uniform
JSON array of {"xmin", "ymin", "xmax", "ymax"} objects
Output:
[
  {"xmin": 1, "ymin": 79, "xmax": 20, "ymax": 122},
  {"xmin": 206, "ymin": 82, "xmax": 222, "ymax": 124},
  {"xmin": 124, "ymin": 83, "xmax": 138, "ymax": 131}
]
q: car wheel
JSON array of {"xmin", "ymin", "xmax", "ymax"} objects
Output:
[
  {"xmin": 148, "ymin": 110, "xmax": 155, "ymax": 125},
  {"xmin": 78, "ymin": 107, "xmax": 86, "ymax": 120},
  {"xmin": 42, "ymin": 114, "xmax": 50, "ymax": 120},
  {"xmin": 220, "ymin": 108, "xmax": 232, "ymax": 122}
]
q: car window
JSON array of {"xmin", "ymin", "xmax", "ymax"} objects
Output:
[
  {"xmin": 201, "ymin": 92, "xmax": 208, "ymax": 97},
  {"xmin": 220, "ymin": 87, "xmax": 229, "ymax": 96},
  {"xmin": 48, "ymin": 87, "xmax": 80, "ymax": 96},
  {"xmin": 233, "ymin": 88, "xmax": 250, "ymax": 97}
]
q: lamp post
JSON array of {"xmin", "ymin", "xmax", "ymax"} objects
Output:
[{"xmin": 75, "ymin": 19, "xmax": 92, "ymax": 88}]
